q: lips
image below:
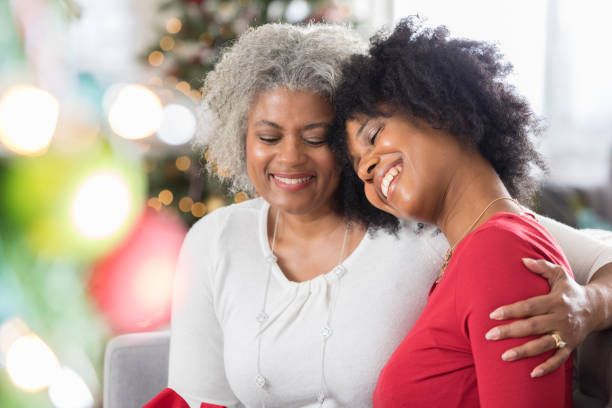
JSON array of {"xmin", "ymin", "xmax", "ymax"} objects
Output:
[
  {"xmin": 270, "ymin": 173, "xmax": 315, "ymax": 191},
  {"xmin": 379, "ymin": 163, "xmax": 402, "ymax": 199}
]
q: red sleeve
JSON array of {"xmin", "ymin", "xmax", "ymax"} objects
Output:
[
  {"xmin": 454, "ymin": 225, "xmax": 572, "ymax": 408},
  {"xmin": 142, "ymin": 388, "xmax": 226, "ymax": 408}
]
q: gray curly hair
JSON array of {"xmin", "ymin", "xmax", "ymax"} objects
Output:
[{"xmin": 196, "ymin": 23, "xmax": 367, "ymax": 193}]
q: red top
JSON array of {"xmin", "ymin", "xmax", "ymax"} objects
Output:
[
  {"xmin": 143, "ymin": 388, "xmax": 226, "ymax": 408},
  {"xmin": 373, "ymin": 213, "xmax": 573, "ymax": 408}
]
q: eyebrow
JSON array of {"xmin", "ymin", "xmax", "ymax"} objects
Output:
[
  {"xmin": 254, "ymin": 120, "xmax": 330, "ymax": 131},
  {"xmin": 255, "ymin": 120, "xmax": 283, "ymax": 130},
  {"xmin": 302, "ymin": 122, "xmax": 330, "ymax": 131}
]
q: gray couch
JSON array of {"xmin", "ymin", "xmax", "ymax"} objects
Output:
[{"xmin": 104, "ymin": 329, "xmax": 612, "ymax": 408}]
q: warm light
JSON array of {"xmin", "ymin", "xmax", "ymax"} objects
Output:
[
  {"xmin": 6, "ymin": 334, "xmax": 61, "ymax": 392},
  {"xmin": 158, "ymin": 189, "xmax": 173, "ymax": 206},
  {"xmin": 71, "ymin": 170, "xmax": 132, "ymax": 239},
  {"xmin": 147, "ymin": 197, "xmax": 162, "ymax": 211},
  {"xmin": 160, "ymin": 36, "xmax": 175, "ymax": 51},
  {"xmin": 189, "ymin": 90, "xmax": 202, "ymax": 102},
  {"xmin": 178, "ymin": 197, "xmax": 193, "ymax": 212},
  {"xmin": 234, "ymin": 191, "xmax": 249, "ymax": 203},
  {"xmin": 166, "ymin": 18, "xmax": 182, "ymax": 34},
  {"xmin": 205, "ymin": 196, "xmax": 226, "ymax": 213},
  {"xmin": 175, "ymin": 156, "xmax": 191, "ymax": 171},
  {"xmin": 107, "ymin": 85, "xmax": 163, "ymax": 140},
  {"xmin": 175, "ymin": 81, "xmax": 190, "ymax": 94},
  {"xmin": 0, "ymin": 85, "xmax": 59, "ymax": 156},
  {"xmin": 191, "ymin": 202, "xmax": 207, "ymax": 218},
  {"xmin": 48, "ymin": 366, "xmax": 94, "ymax": 408},
  {"xmin": 157, "ymin": 104, "xmax": 196, "ymax": 146},
  {"xmin": 148, "ymin": 51, "xmax": 164, "ymax": 67}
]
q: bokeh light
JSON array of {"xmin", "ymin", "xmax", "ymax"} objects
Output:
[
  {"xmin": 48, "ymin": 367, "xmax": 95, "ymax": 408},
  {"xmin": 178, "ymin": 196, "xmax": 193, "ymax": 212},
  {"xmin": 205, "ymin": 195, "xmax": 225, "ymax": 213},
  {"xmin": 234, "ymin": 191, "xmax": 249, "ymax": 203},
  {"xmin": 159, "ymin": 36, "xmax": 175, "ymax": 51},
  {"xmin": 191, "ymin": 202, "xmax": 207, "ymax": 218},
  {"xmin": 158, "ymin": 189, "xmax": 173, "ymax": 206},
  {"xmin": 88, "ymin": 209, "xmax": 187, "ymax": 332},
  {"xmin": 71, "ymin": 170, "xmax": 132, "ymax": 240},
  {"xmin": 0, "ymin": 150, "xmax": 146, "ymax": 260},
  {"xmin": 157, "ymin": 104, "xmax": 196, "ymax": 146},
  {"xmin": 6, "ymin": 334, "xmax": 61, "ymax": 392},
  {"xmin": 166, "ymin": 17, "xmax": 182, "ymax": 34},
  {"xmin": 286, "ymin": 0, "xmax": 310, "ymax": 22},
  {"xmin": 0, "ymin": 85, "xmax": 59, "ymax": 156},
  {"xmin": 147, "ymin": 197, "xmax": 162, "ymax": 211},
  {"xmin": 175, "ymin": 156, "xmax": 191, "ymax": 171},
  {"xmin": 148, "ymin": 51, "xmax": 164, "ymax": 67},
  {"xmin": 107, "ymin": 85, "xmax": 163, "ymax": 140}
]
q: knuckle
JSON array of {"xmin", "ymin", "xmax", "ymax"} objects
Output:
[{"xmin": 524, "ymin": 319, "xmax": 537, "ymax": 332}]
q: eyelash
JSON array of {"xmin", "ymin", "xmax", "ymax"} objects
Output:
[
  {"xmin": 258, "ymin": 136, "xmax": 327, "ymax": 146},
  {"xmin": 368, "ymin": 126, "xmax": 383, "ymax": 144}
]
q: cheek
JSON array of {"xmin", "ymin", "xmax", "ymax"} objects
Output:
[
  {"xmin": 364, "ymin": 185, "xmax": 384, "ymax": 210},
  {"xmin": 245, "ymin": 139, "xmax": 269, "ymax": 173},
  {"xmin": 315, "ymin": 150, "xmax": 339, "ymax": 179}
]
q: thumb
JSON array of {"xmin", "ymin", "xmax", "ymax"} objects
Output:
[{"xmin": 522, "ymin": 258, "xmax": 566, "ymax": 285}]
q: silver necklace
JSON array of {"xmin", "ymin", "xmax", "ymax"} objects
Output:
[{"xmin": 255, "ymin": 209, "xmax": 350, "ymax": 407}]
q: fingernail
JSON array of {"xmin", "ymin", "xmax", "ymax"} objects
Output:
[
  {"xmin": 489, "ymin": 308, "xmax": 504, "ymax": 320},
  {"xmin": 502, "ymin": 350, "xmax": 517, "ymax": 361},
  {"xmin": 522, "ymin": 258, "xmax": 535, "ymax": 265},
  {"xmin": 485, "ymin": 328, "xmax": 500, "ymax": 340},
  {"xmin": 531, "ymin": 368, "xmax": 543, "ymax": 378}
]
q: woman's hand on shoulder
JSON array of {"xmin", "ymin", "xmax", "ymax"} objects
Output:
[{"xmin": 483, "ymin": 258, "xmax": 595, "ymax": 378}]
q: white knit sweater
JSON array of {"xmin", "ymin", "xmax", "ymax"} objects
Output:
[{"xmin": 168, "ymin": 198, "xmax": 611, "ymax": 408}]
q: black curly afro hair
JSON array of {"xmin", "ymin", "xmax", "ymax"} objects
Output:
[{"xmin": 330, "ymin": 17, "xmax": 546, "ymax": 232}]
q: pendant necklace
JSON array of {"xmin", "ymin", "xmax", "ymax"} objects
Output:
[{"xmin": 255, "ymin": 208, "xmax": 350, "ymax": 407}]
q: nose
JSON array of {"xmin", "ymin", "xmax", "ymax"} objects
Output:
[
  {"xmin": 357, "ymin": 153, "xmax": 378, "ymax": 183},
  {"xmin": 278, "ymin": 136, "xmax": 306, "ymax": 164}
]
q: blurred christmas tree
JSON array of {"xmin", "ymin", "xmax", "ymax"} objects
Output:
[{"xmin": 140, "ymin": 0, "xmax": 351, "ymax": 225}]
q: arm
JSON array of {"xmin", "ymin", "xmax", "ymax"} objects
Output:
[
  {"xmin": 167, "ymin": 216, "xmax": 236, "ymax": 408},
  {"xmin": 457, "ymin": 227, "xmax": 571, "ymax": 407},
  {"xmin": 486, "ymin": 217, "xmax": 612, "ymax": 376}
]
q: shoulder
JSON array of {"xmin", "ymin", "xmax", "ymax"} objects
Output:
[
  {"xmin": 181, "ymin": 198, "xmax": 264, "ymax": 255},
  {"xmin": 458, "ymin": 213, "xmax": 558, "ymax": 253},
  {"xmin": 451, "ymin": 213, "xmax": 566, "ymax": 296},
  {"xmin": 451, "ymin": 213, "xmax": 557, "ymax": 309},
  {"xmin": 460, "ymin": 212, "xmax": 563, "ymax": 260}
]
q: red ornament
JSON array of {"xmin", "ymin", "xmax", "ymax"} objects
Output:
[{"xmin": 89, "ymin": 208, "xmax": 187, "ymax": 333}]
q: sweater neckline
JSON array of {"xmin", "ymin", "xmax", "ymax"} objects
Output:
[{"xmin": 257, "ymin": 199, "xmax": 371, "ymax": 287}]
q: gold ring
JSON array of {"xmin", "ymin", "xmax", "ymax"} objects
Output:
[{"xmin": 551, "ymin": 332, "xmax": 567, "ymax": 349}]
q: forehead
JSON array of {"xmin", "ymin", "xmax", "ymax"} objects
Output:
[{"xmin": 249, "ymin": 87, "xmax": 333, "ymax": 121}]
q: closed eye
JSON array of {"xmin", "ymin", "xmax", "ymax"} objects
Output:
[{"xmin": 368, "ymin": 125, "xmax": 383, "ymax": 145}]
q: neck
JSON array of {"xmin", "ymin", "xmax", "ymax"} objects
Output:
[
  {"xmin": 435, "ymin": 153, "xmax": 520, "ymax": 248},
  {"xmin": 268, "ymin": 202, "xmax": 346, "ymax": 242}
]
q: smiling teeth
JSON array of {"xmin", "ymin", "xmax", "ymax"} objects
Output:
[
  {"xmin": 381, "ymin": 165, "xmax": 401, "ymax": 198},
  {"xmin": 273, "ymin": 175, "xmax": 313, "ymax": 184}
]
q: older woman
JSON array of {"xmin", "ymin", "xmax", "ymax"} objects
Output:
[
  {"xmin": 144, "ymin": 23, "xmax": 612, "ymax": 408},
  {"xmin": 332, "ymin": 18, "xmax": 612, "ymax": 407}
]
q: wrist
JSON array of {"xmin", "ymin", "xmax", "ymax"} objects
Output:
[{"xmin": 584, "ymin": 282, "xmax": 612, "ymax": 332}]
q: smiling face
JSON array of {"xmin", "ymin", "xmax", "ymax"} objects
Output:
[
  {"xmin": 246, "ymin": 87, "xmax": 339, "ymax": 215},
  {"xmin": 345, "ymin": 112, "xmax": 462, "ymax": 223}
]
